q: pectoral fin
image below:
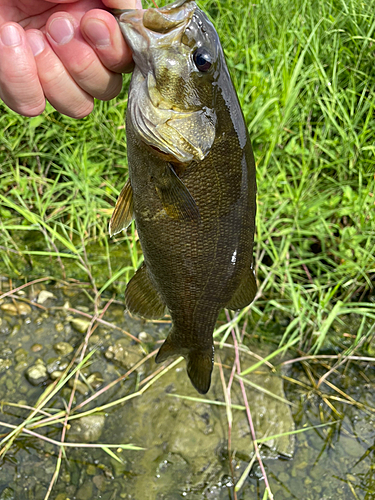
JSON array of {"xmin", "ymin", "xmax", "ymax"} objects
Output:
[
  {"xmin": 109, "ymin": 179, "xmax": 134, "ymax": 237},
  {"xmin": 155, "ymin": 164, "xmax": 200, "ymax": 222},
  {"xmin": 125, "ymin": 263, "xmax": 166, "ymax": 319},
  {"xmin": 226, "ymin": 267, "xmax": 257, "ymax": 310}
]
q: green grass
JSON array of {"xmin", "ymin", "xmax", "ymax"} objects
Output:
[{"xmin": 0, "ymin": 0, "xmax": 375, "ymax": 352}]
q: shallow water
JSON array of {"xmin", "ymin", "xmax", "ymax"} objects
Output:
[{"xmin": 0, "ymin": 283, "xmax": 374, "ymax": 500}]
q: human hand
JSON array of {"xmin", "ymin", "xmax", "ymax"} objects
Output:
[{"xmin": 0, "ymin": 0, "xmax": 142, "ymax": 118}]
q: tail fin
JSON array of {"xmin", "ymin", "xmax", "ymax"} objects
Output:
[
  {"xmin": 186, "ymin": 349, "xmax": 213, "ymax": 394},
  {"xmin": 155, "ymin": 335, "xmax": 214, "ymax": 394}
]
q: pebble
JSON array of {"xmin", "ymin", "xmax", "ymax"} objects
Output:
[
  {"xmin": 55, "ymin": 494, "xmax": 68, "ymax": 500},
  {"xmin": 53, "ymin": 342, "xmax": 74, "ymax": 356},
  {"xmin": 68, "ymin": 414, "xmax": 105, "ymax": 442},
  {"xmin": 0, "ymin": 487, "xmax": 15, "ymax": 500},
  {"xmin": 1, "ymin": 302, "xmax": 32, "ymax": 316},
  {"xmin": 70, "ymin": 318, "xmax": 91, "ymax": 334},
  {"xmin": 31, "ymin": 343, "xmax": 43, "ymax": 353},
  {"xmin": 50, "ymin": 370, "xmax": 64, "ymax": 380},
  {"xmin": 76, "ymin": 482, "xmax": 93, "ymax": 500},
  {"xmin": 87, "ymin": 372, "xmax": 104, "ymax": 390},
  {"xmin": 86, "ymin": 464, "xmax": 96, "ymax": 476},
  {"xmin": 26, "ymin": 363, "xmax": 48, "ymax": 385},
  {"xmin": 55, "ymin": 322, "xmax": 65, "ymax": 333},
  {"xmin": 14, "ymin": 348, "xmax": 28, "ymax": 363},
  {"xmin": 105, "ymin": 340, "xmax": 143, "ymax": 370},
  {"xmin": 93, "ymin": 475, "xmax": 105, "ymax": 491},
  {"xmin": 37, "ymin": 290, "xmax": 56, "ymax": 304},
  {"xmin": 68, "ymin": 379, "xmax": 89, "ymax": 395},
  {"xmin": 138, "ymin": 331, "xmax": 152, "ymax": 342}
]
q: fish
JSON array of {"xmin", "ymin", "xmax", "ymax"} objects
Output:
[{"xmin": 109, "ymin": 0, "xmax": 257, "ymax": 394}]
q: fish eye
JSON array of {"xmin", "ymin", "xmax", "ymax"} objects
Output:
[{"xmin": 193, "ymin": 48, "xmax": 212, "ymax": 72}]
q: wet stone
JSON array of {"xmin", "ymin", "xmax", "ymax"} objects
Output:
[
  {"xmin": 87, "ymin": 372, "xmax": 104, "ymax": 390},
  {"xmin": 53, "ymin": 341, "xmax": 74, "ymax": 356},
  {"xmin": 68, "ymin": 414, "xmax": 105, "ymax": 443},
  {"xmin": 51, "ymin": 370, "xmax": 64, "ymax": 380},
  {"xmin": 55, "ymin": 322, "xmax": 65, "ymax": 333},
  {"xmin": 93, "ymin": 475, "xmax": 105, "ymax": 491},
  {"xmin": 0, "ymin": 359, "xmax": 12, "ymax": 373},
  {"xmin": 0, "ymin": 303, "xmax": 18, "ymax": 316},
  {"xmin": 26, "ymin": 363, "xmax": 48, "ymax": 385},
  {"xmin": 4, "ymin": 302, "xmax": 32, "ymax": 316},
  {"xmin": 86, "ymin": 464, "xmax": 97, "ymax": 475},
  {"xmin": 15, "ymin": 361, "xmax": 28, "ymax": 372},
  {"xmin": 105, "ymin": 339, "xmax": 143, "ymax": 370},
  {"xmin": 37, "ymin": 290, "xmax": 56, "ymax": 304},
  {"xmin": 14, "ymin": 348, "xmax": 28, "ymax": 363},
  {"xmin": 31, "ymin": 343, "xmax": 43, "ymax": 352},
  {"xmin": 76, "ymin": 482, "xmax": 93, "ymax": 500},
  {"xmin": 55, "ymin": 494, "xmax": 67, "ymax": 500},
  {"xmin": 0, "ymin": 487, "xmax": 15, "ymax": 500},
  {"xmin": 70, "ymin": 317, "xmax": 91, "ymax": 333},
  {"xmin": 68, "ymin": 379, "xmax": 89, "ymax": 395}
]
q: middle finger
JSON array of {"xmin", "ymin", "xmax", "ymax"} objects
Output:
[{"xmin": 45, "ymin": 12, "xmax": 122, "ymax": 101}]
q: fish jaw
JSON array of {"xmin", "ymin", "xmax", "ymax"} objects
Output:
[{"xmin": 114, "ymin": 2, "xmax": 196, "ymax": 76}]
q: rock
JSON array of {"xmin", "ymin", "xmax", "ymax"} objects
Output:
[
  {"xmin": 70, "ymin": 318, "xmax": 91, "ymax": 333},
  {"xmin": 93, "ymin": 475, "xmax": 105, "ymax": 491},
  {"xmin": 109, "ymin": 345, "xmax": 295, "ymax": 498},
  {"xmin": 68, "ymin": 379, "xmax": 89, "ymax": 395},
  {"xmin": 87, "ymin": 372, "xmax": 104, "ymax": 390},
  {"xmin": 14, "ymin": 348, "xmax": 28, "ymax": 363},
  {"xmin": 0, "ymin": 358, "xmax": 12, "ymax": 373},
  {"xmin": 76, "ymin": 481, "xmax": 93, "ymax": 500},
  {"xmin": 138, "ymin": 331, "xmax": 152, "ymax": 342},
  {"xmin": 53, "ymin": 342, "xmax": 74, "ymax": 356},
  {"xmin": 31, "ymin": 343, "xmax": 43, "ymax": 353},
  {"xmin": 37, "ymin": 290, "xmax": 56, "ymax": 304},
  {"xmin": 55, "ymin": 322, "xmax": 65, "ymax": 333},
  {"xmin": 25, "ymin": 363, "xmax": 48, "ymax": 385},
  {"xmin": 50, "ymin": 370, "xmax": 64, "ymax": 380},
  {"xmin": 68, "ymin": 414, "xmax": 105, "ymax": 443},
  {"xmin": 55, "ymin": 494, "xmax": 67, "ymax": 500},
  {"xmin": 86, "ymin": 464, "xmax": 96, "ymax": 475},
  {"xmin": 1, "ymin": 302, "xmax": 31, "ymax": 316},
  {"xmin": 0, "ymin": 487, "xmax": 15, "ymax": 500},
  {"xmin": 105, "ymin": 339, "xmax": 143, "ymax": 370}
]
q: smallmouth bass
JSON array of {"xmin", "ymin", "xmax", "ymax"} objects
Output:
[{"xmin": 110, "ymin": 0, "xmax": 257, "ymax": 394}]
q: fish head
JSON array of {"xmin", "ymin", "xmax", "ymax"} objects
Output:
[{"xmin": 115, "ymin": 0, "xmax": 224, "ymax": 163}]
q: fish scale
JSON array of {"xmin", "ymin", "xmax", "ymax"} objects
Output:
[{"xmin": 110, "ymin": 0, "xmax": 257, "ymax": 394}]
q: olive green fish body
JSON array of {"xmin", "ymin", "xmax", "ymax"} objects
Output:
[{"xmin": 111, "ymin": 0, "xmax": 257, "ymax": 393}]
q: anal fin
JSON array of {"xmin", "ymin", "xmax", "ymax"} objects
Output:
[
  {"xmin": 109, "ymin": 178, "xmax": 134, "ymax": 237},
  {"xmin": 125, "ymin": 263, "xmax": 166, "ymax": 319},
  {"xmin": 226, "ymin": 267, "xmax": 257, "ymax": 310}
]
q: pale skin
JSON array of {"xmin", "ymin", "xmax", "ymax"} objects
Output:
[{"xmin": 0, "ymin": 0, "xmax": 142, "ymax": 118}]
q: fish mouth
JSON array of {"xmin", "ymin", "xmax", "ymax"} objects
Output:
[{"xmin": 112, "ymin": 0, "xmax": 196, "ymax": 57}]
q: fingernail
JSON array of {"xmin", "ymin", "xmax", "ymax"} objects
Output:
[
  {"xmin": 84, "ymin": 19, "xmax": 110, "ymax": 48},
  {"xmin": 1, "ymin": 25, "xmax": 22, "ymax": 47},
  {"xmin": 28, "ymin": 32, "xmax": 45, "ymax": 56},
  {"xmin": 48, "ymin": 17, "xmax": 74, "ymax": 45}
]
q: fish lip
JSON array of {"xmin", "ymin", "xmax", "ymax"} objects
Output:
[{"xmin": 112, "ymin": 1, "xmax": 196, "ymax": 52}]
